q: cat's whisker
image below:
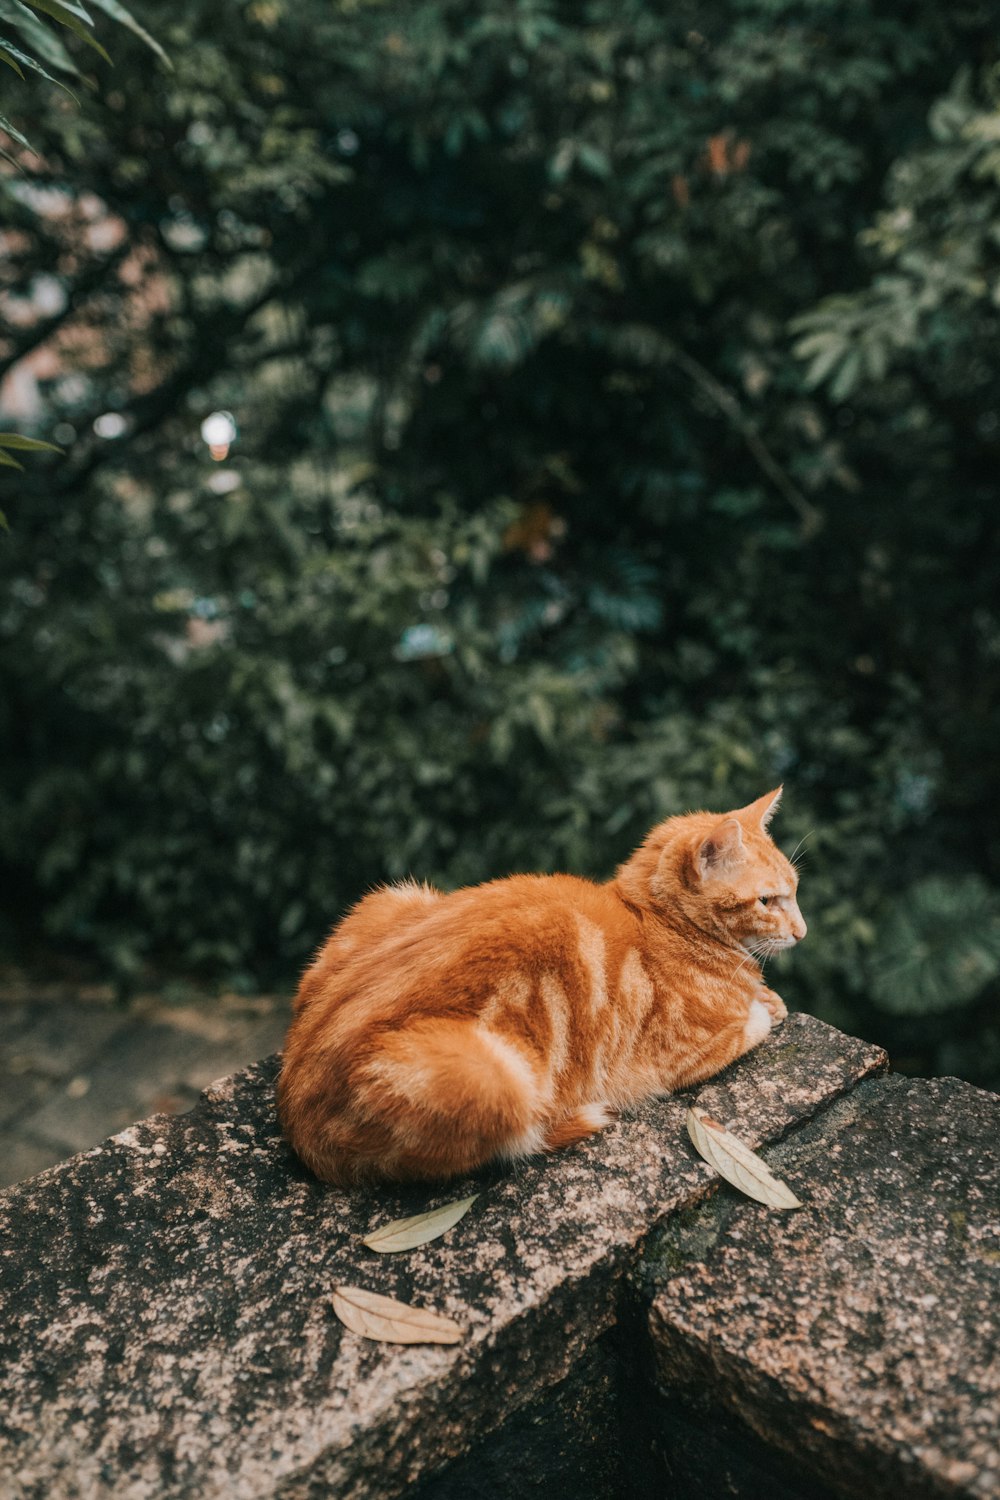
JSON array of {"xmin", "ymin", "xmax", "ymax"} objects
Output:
[
  {"xmin": 730, "ymin": 950, "xmax": 757, "ymax": 981},
  {"xmin": 756, "ymin": 938, "xmax": 783, "ymax": 971},
  {"xmin": 733, "ymin": 942, "xmax": 769, "ymax": 982},
  {"xmin": 787, "ymin": 831, "xmax": 815, "ymax": 869}
]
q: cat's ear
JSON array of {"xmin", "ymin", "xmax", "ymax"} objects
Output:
[
  {"xmin": 738, "ymin": 786, "xmax": 783, "ymax": 831},
  {"xmin": 696, "ymin": 818, "xmax": 745, "ymax": 879}
]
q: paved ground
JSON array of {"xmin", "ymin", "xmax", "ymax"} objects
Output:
[{"xmin": 0, "ymin": 976, "xmax": 290, "ymax": 1190}]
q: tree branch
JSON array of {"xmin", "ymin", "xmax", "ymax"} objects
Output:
[{"xmin": 662, "ymin": 339, "xmax": 824, "ymax": 538}]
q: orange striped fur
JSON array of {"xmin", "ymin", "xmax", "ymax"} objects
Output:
[{"xmin": 277, "ymin": 788, "xmax": 806, "ymax": 1184}]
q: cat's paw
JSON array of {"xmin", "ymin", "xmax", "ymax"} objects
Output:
[
  {"xmin": 756, "ymin": 985, "xmax": 788, "ymax": 1025},
  {"xmin": 743, "ymin": 998, "xmax": 773, "ymax": 1049}
]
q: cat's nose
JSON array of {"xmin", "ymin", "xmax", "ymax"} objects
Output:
[{"xmin": 791, "ymin": 911, "xmax": 807, "ymax": 942}]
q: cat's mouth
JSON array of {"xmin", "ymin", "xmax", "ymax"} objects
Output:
[{"xmin": 744, "ymin": 934, "xmax": 803, "ymax": 954}]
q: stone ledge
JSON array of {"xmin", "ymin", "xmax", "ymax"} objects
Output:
[
  {"xmin": 0, "ymin": 1015, "xmax": 883, "ymax": 1499},
  {"xmin": 647, "ymin": 1074, "xmax": 1000, "ymax": 1499}
]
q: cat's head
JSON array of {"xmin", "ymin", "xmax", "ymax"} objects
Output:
[{"xmin": 615, "ymin": 787, "xmax": 807, "ymax": 953}]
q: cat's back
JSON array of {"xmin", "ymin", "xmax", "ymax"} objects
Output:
[
  {"xmin": 350, "ymin": 870, "xmax": 615, "ymax": 968},
  {"xmin": 294, "ymin": 869, "xmax": 626, "ymax": 1025}
]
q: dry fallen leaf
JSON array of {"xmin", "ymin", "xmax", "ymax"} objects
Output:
[
  {"xmin": 332, "ymin": 1285, "xmax": 464, "ymax": 1345},
  {"xmin": 362, "ymin": 1194, "xmax": 478, "ymax": 1254},
  {"xmin": 686, "ymin": 1107, "xmax": 802, "ymax": 1210}
]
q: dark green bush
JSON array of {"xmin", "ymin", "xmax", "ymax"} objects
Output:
[{"xmin": 2, "ymin": 0, "xmax": 999, "ymax": 1086}]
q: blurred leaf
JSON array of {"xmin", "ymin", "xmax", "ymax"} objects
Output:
[
  {"xmin": 22, "ymin": 0, "xmax": 112, "ymax": 62},
  {"xmin": 0, "ymin": 109, "xmax": 33, "ymax": 148},
  {"xmin": 88, "ymin": 0, "xmax": 169, "ymax": 66},
  {"xmin": 0, "ymin": 0, "xmax": 80, "ymax": 74},
  {"xmin": 871, "ymin": 876, "xmax": 1000, "ymax": 1016},
  {"xmin": 0, "ymin": 36, "xmax": 75, "ymax": 89},
  {"xmin": 0, "ymin": 434, "xmax": 64, "ymax": 452}
]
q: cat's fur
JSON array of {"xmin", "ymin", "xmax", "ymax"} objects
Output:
[{"xmin": 277, "ymin": 788, "xmax": 806, "ymax": 1184}]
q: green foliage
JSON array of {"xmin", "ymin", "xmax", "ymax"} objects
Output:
[
  {"xmin": 872, "ymin": 876, "xmax": 1000, "ymax": 1017},
  {"xmin": 792, "ymin": 65, "xmax": 1000, "ymax": 402},
  {"xmin": 0, "ymin": 431, "xmax": 61, "ymax": 524},
  {"xmin": 0, "ymin": 0, "xmax": 166, "ymax": 163},
  {"xmin": 1, "ymin": 0, "xmax": 999, "ymax": 1086}
]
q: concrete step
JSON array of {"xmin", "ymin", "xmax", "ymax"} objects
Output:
[
  {"xmin": 645, "ymin": 1073, "xmax": 1000, "ymax": 1499},
  {"xmin": 0, "ymin": 1015, "xmax": 883, "ymax": 1498}
]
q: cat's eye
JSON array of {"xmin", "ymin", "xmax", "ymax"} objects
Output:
[{"xmin": 759, "ymin": 896, "xmax": 772, "ymax": 906}]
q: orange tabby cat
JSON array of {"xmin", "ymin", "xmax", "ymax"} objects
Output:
[{"xmin": 277, "ymin": 788, "xmax": 806, "ymax": 1184}]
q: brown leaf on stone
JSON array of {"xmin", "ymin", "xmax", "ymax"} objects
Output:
[
  {"xmin": 331, "ymin": 1286, "xmax": 464, "ymax": 1345},
  {"xmin": 686, "ymin": 1107, "xmax": 802, "ymax": 1210},
  {"xmin": 362, "ymin": 1194, "xmax": 478, "ymax": 1254}
]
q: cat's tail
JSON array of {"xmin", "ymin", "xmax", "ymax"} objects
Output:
[{"xmin": 283, "ymin": 1019, "xmax": 542, "ymax": 1185}]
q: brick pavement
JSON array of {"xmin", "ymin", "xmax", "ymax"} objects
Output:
[{"xmin": 0, "ymin": 978, "xmax": 290, "ymax": 1189}]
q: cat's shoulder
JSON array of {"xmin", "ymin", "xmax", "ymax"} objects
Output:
[
  {"xmin": 453, "ymin": 870, "xmax": 622, "ymax": 930},
  {"xmin": 467, "ymin": 870, "xmax": 599, "ymax": 902},
  {"xmin": 345, "ymin": 870, "xmax": 619, "ymax": 940}
]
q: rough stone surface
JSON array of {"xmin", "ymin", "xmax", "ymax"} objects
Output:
[
  {"xmin": 648, "ymin": 1074, "xmax": 1000, "ymax": 1500},
  {"xmin": 0, "ymin": 1015, "xmax": 883, "ymax": 1499}
]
